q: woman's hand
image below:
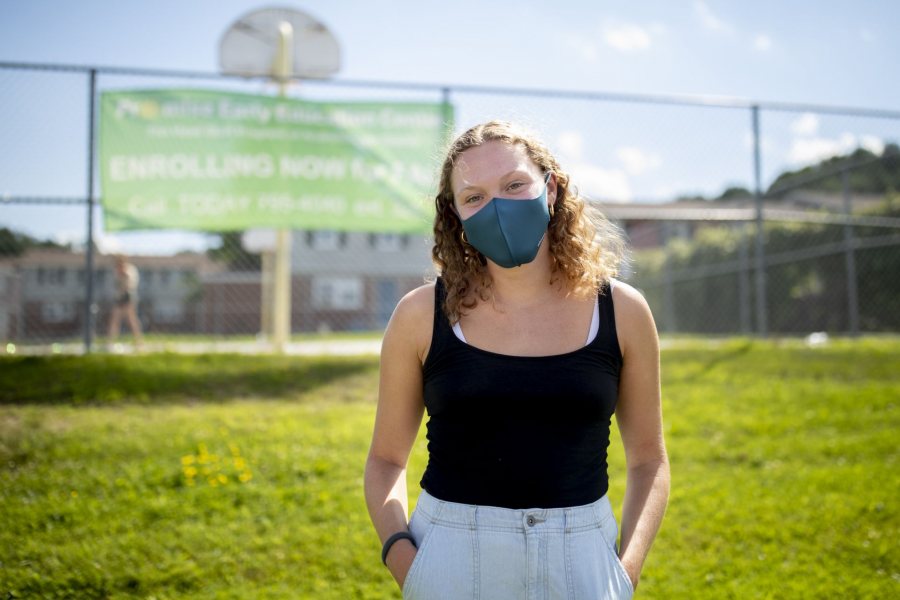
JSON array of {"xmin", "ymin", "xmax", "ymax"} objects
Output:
[
  {"xmin": 620, "ymin": 554, "xmax": 640, "ymax": 591},
  {"xmin": 385, "ymin": 539, "xmax": 418, "ymax": 589}
]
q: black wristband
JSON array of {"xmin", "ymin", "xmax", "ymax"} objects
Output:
[{"xmin": 381, "ymin": 531, "xmax": 417, "ymax": 565}]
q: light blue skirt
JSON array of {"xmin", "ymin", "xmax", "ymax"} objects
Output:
[{"xmin": 402, "ymin": 490, "xmax": 635, "ymax": 600}]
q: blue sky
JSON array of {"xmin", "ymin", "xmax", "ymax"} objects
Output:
[{"xmin": 2, "ymin": 0, "xmax": 899, "ymax": 253}]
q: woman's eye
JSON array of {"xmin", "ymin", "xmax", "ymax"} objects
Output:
[
  {"xmin": 507, "ymin": 182, "xmax": 525, "ymax": 191},
  {"xmin": 465, "ymin": 195, "xmax": 482, "ymax": 204}
]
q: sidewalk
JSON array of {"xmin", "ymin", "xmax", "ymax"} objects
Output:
[{"xmin": 7, "ymin": 338, "xmax": 384, "ymax": 356}]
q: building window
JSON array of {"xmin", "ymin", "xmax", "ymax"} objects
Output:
[
  {"xmin": 35, "ymin": 268, "xmax": 66, "ymax": 285},
  {"xmin": 369, "ymin": 233, "xmax": 407, "ymax": 252},
  {"xmin": 42, "ymin": 302, "xmax": 75, "ymax": 323},
  {"xmin": 308, "ymin": 230, "xmax": 346, "ymax": 251},
  {"xmin": 311, "ymin": 277, "xmax": 363, "ymax": 310}
]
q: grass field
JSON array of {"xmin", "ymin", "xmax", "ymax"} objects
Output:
[{"xmin": 1, "ymin": 338, "xmax": 898, "ymax": 598}]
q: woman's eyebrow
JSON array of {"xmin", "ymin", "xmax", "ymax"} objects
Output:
[{"xmin": 457, "ymin": 170, "xmax": 532, "ymax": 193}]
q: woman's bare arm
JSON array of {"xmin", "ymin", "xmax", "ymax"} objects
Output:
[
  {"xmin": 612, "ymin": 281, "xmax": 671, "ymax": 590},
  {"xmin": 364, "ymin": 284, "xmax": 433, "ymax": 588}
]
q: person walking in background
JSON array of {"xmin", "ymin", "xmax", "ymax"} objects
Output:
[
  {"xmin": 108, "ymin": 255, "xmax": 143, "ymax": 350},
  {"xmin": 365, "ymin": 121, "xmax": 669, "ymax": 599}
]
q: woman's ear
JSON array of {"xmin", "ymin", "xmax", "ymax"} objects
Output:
[{"xmin": 547, "ymin": 172, "xmax": 558, "ymax": 206}]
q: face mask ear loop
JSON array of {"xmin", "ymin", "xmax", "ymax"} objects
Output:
[{"xmin": 544, "ymin": 171, "xmax": 555, "ymax": 217}]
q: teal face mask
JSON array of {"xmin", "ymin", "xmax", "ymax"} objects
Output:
[{"xmin": 461, "ymin": 174, "xmax": 551, "ymax": 268}]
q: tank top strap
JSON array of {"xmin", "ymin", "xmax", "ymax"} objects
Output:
[
  {"xmin": 426, "ymin": 278, "xmax": 456, "ymax": 365},
  {"xmin": 594, "ymin": 278, "xmax": 622, "ymax": 358},
  {"xmin": 433, "ymin": 277, "xmax": 446, "ymax": 318}
]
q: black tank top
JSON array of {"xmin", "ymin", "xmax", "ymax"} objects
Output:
[{"xmin": 420, "ymin": 278, "xmax": 623, "ymax": 509}]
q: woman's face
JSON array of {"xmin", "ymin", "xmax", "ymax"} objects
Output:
[{"xmin": 450, "ymin": 140, "xmax": 555, "ymax": 221}]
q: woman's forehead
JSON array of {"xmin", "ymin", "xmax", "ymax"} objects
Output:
[{"xmin": 451, "ymin": 141, "xmax": 536, "ymax": 188}]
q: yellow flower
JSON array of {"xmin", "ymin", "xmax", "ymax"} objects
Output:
[
  {"xmin": 239, "ymin": 472, "xmax": 253, "ymax": 483},
  {"xmin": 181, "ymin": 455, "xmax": 195, "ymax": 466}
]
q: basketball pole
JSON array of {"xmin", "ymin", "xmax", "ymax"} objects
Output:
[{"xmin": 272, "ymin": 21, "xmax": 294, "ymax": 353}]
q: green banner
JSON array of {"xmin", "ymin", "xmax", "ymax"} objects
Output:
[{"xmin": 99, "ymin": 89, "xmax": 452, "ymax": 233}]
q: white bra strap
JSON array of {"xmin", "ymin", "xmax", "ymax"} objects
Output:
[
  {"xmin": 586, "ymin": 298, "xmax": 600, "ymax": 345},
  {"xmin": 452, "ymin": 320, "xmax": 467, "ymax": 343}
]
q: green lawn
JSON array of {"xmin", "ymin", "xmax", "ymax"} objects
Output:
[{"xmin": 1, "ymin": 339, "xmax": 898, "ymax": 598}]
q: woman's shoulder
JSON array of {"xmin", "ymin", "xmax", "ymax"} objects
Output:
[
  {"xmin": 396, "ymin": 280, "xmax": 436, "ymax": 315},
  {"xmin": 384, "ymin": 281, "xmax": 436, "ymax": 361},
  {"xmin": 608, "ymin": 278, "xmax": 645, "ymax": 308},
  {"xmin": 608, "ymin": 279, "xmax": 658, "ymax": 354}
]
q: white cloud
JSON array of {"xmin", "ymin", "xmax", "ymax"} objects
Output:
[
  {"xmin": 567, "ymin": 21, "xmax": 663, "ymax": 60},
  {"xmin": 837, "ymin": 132, "xmax": 857, "ymax": 150},
  {"xmin": 616, "ymin": 146, "xmax": 662, "ymax": 175},
  {"xmin": 96, "ymin": 234, "xmax": 125, "ymax": 254},
  {"xmin": 556, "ymin": 131, "xmax": 640, "ymax": 202},
  {"xmin": 602, "ymin": 22, "xmax": 652, "ymax": 52},
  {"xmin": 860, "ymin": 135, "xmax": 885, "ymax": 155},
  {"xmin": 787, "ymin": 114, "xmax": 886, "ymax": 165},
  {"xmin": 694, "ymin": 0, "xmax": 734, "ymax": 34},
  {"xmin": 753, "ymin": 34, "xmax": 773, "ymax": 51},
  {"xmin": 790, "ymin": 113, "xmax": 820, "ymax": 136},
  {"xmin": 569, "ymin": 163, "xmax": 632, "ymax": 202},
  {"xmin": 52, "ymin": 230, "xmax": 84, "ymax": 249},
  {"xmin": 787, "ymin": 132, "xmax": 885, "ymax": 165},
  {"xmin": 556, "ymin": 131, "xmax": 585, "ymax": 159},
  {"xmin": 788, "ymin": 137, "xmax": 844, "ymax": 165}
]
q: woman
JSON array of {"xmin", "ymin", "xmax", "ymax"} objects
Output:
[
  {"xmin": 364, "ymin": 121, "xmax": 669, "ymax": 599},
  {"xmin": 108, "ymin": 255, "xmax": 143, "ymax": 349}
]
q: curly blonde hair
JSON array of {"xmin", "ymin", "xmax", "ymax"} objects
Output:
[{"xmin": 432, "ymin": 120, "xmax": 626, "ymax": 323}]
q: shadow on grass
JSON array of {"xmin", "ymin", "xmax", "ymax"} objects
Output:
[
  {"xmin": 668, "ymin": 339, "xmax": 756, "ymax": 383},
  {"xmin": 0, "ymin": 353, "xmax": 380, "ymax": 406}
]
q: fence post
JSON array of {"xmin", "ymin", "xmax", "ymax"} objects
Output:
[
  {"xmin": 442, "ymin": 87, "xmax": 453, "ymax": 139},
  {"xmin": 662, "ymin": 221, "xmax": 677, "ymax": 333},
  {"xmin": 83, "ymin": 68, "xmax": 98, "ymax": 353},
  {"xmin": 736, "ymin": 221, "xmax": 752, "ymax": 334},
  {"xmin": 841, "ymin": 169, "xmax": 860, "ymax": 336},
  {"xmin": 751, "ymin": 105, "xmax": 768, "ymax": 337}
]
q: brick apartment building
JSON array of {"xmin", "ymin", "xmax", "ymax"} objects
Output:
[
  {"xmin": 0, "ymin": 230, "xmax": 433, "ymax": 341},
  {"xmin": 4, "ymin": 191, "xmax": 875, "ymax": 342}
]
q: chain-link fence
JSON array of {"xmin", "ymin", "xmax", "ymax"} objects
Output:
[{"xmin": 2, "ymin": 62, "xmax": 899, "ymax": 353}]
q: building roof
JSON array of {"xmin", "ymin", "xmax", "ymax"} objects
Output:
[
  {"xmin": 0, "ymin": 249, "xmax": 222, "ymax": 271},
  {"xmin": 596, "ymin": 191, "xmax": 890, "ymax": 224}
]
